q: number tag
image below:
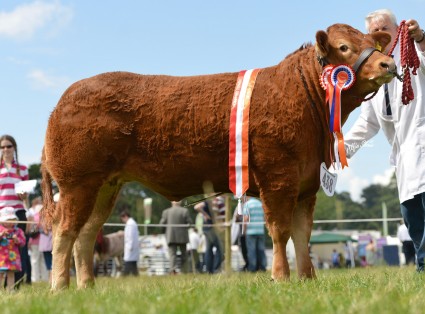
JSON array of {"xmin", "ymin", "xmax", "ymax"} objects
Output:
[{"xmin": 320, "ymin": 162, "xmax": 337, "ymax": 197}]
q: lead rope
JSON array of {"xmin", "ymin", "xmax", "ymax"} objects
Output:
[{"xmin": 387, "ymin": 20, "xmax": 420, "ymax": 105}]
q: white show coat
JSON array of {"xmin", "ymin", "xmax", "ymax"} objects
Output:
[
  {"xmin": 124, "ymin": 217, "xmax": 140, "ymax": 262},
  {"xmin": 345, "ymin": 42, "xmax": 425, "ymax": 203}
]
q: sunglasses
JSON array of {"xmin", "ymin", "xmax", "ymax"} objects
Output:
[{"xmin": 0, "ymin": 145, "xmax": 13, "ymax": 149}]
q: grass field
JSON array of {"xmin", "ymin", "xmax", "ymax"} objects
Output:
[{"xmin": 1, "ymin": 266, "xmax": 424, "ymax": 314}]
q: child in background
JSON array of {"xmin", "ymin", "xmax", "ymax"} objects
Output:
[{"xmin": 0, "ymin": 207, "xmax": 26, "ymax": 291}]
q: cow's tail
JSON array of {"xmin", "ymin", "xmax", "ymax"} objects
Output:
[{"xmin": 41, "ymin": 147, "xmax": 55, "ymax": 228}]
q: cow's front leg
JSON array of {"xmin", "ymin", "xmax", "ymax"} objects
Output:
[
  {"xmin": 261, "ymin": 191, "xmax": 297, "ymax": 281},
  {"xmin": 291, "ymin": 196, "xmax": 316, "ymax": 279}
]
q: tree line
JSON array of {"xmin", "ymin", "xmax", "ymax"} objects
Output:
[{"xmin": 314, "ymin": 173, "xmax": 400, "ymax": 234}]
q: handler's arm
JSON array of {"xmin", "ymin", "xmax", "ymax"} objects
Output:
[{"xmin": 344, "ymin": 100, "xmax": 381, "ymax": 159}]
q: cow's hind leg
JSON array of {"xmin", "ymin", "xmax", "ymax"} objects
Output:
[
  {"xmin": 73, "ymin": 180, "xmax": 123, "ymax": 289},
  {"xmin": 51, "ymin": 184, "xmax": 99, "ymax": 290},
  {"xmin": 261, "ymin": 191, "xmax": 297, "ymax": 281},
  {"xmin": 51, "ymin": 220, "xmax": 76, "ymax": 290},
  {"xmin": 291, "ymin": 196, "xmax": 316, "ymax": 279}
]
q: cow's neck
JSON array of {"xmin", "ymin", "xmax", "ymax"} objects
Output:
[
  {"xmin": 297, "ymin": 49, "xmax": 333, "ymax": 165},
  {"xmin": 289, "ymin": 48, "xmax": 363, "ymax": 165},
  {"xmin": 340, "ymin": 89, "xmax": 366, "ymax": 124},
  {"xmin": 269, "ymin": 47, "xmax": 365, "ymax": 167}
]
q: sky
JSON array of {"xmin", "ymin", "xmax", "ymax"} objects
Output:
[{"xmin": 1, "ymin": 0, "xmax": 424, "ymax": 202}]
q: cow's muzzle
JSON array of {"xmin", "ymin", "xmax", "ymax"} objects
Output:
[{"xmin": 387, "ymin": 67, "xmax": 404, "ymax": 82}]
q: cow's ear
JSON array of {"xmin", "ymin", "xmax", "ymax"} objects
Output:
[
  {"xmin": 315, "ymin": 30, "xmax": 329, "ymax": 58},
  {"xmin": 370, "ymin": 31, "xmax": 392, "ymax": 52}
]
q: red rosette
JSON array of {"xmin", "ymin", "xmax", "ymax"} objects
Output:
[
  {"xmin": 320, "ymin": 65, "xmax": 333, "ymax": 90},
  {"xmin": 330, "ymin": 64, "xmax": 356, "ymax": 90}
]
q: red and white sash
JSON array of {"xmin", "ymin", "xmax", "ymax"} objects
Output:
[{"xmin": 229, "ymin": 69, "xmax": 260, "ymax": 212}]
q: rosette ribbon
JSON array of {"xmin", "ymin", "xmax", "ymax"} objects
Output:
[{"xmin": 320, "ymin": 64, "xmax": 355, "ymax": 169}]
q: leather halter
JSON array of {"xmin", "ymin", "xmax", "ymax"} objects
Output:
[
  {"xmin": 351, "ymin": 47, "xmax": 378, "ymax": 72},
  {"xmin": 317, "ymin": 47, "xmax": 378, "ymax": 74}
]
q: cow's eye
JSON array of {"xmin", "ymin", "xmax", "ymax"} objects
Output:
[{"xmin": 339, "ymin": 45, "xmax": 349, "ymax": 52}]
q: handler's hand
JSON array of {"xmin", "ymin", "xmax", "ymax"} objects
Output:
[{"xmin": 406, "ymin": 19, "xmax": 424, "ymax": 42}]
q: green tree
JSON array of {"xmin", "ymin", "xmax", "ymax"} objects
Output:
[
  {"xmin": 28, "ymin": 163, "xmax": 42, "ymax": 202},
  {"xmin": 314, "ymin": 190, "xmax": 364, "ymax": 230},
  {"xmin": 314, "ymin": 172, "xmax": 400, "ymax": 234},
  {"xmin": 359, "ymin": 173, "xmax": 400, "ymax": 234}
]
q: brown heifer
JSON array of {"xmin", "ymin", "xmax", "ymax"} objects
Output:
[{"xmin": 41, "ymin": 24, "xmax": 395, "ymax": 290}]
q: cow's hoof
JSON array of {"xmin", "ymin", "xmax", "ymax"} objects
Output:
[{"xmin": 51, "ymin": 279, "xmax": 69, "ymax": 292}]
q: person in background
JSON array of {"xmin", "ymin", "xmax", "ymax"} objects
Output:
[
  {"xmin": 344, "ymin": 242, "xmax": 354, "ymax": 268},
  {"xmin": 345, "ymin": 9, "xmax": 425, "ymax": 272},
  {"xmin": 231, "ymin": 208, "xmax": 249, "ymax": 271},
  {"xmin": 212, "ymin": 196, "xmax": 226, "ymax": 224},
  {"xmin": 332, "ymin": 249, "xmax": 341, "ymax": 268},
  {"xmin": 120, "ymin": 210, "xmax": 140, "ymax": 276},
  {"xmin": 38, "ymin": 225, "xmax": 53, "ymax": 283},
  {"xmin": 0, "ymin": 134, "xmax": 30, "ymax": 287},
  {"xmin": 197, "ymin": 230, "xmax": 206, "ymax": 272},
  {"xmin": 0, "ymin": 207, "xmax": 26, "ymax": 292},
  {"xmin": 160, "ymin": 201, "xmax": 192, "ymax": 274},
  {"xmin": 26, "ymin": 197, "xmax": 48, "ymax": 282},
  {"xmin": 242, "ymin": 197, "xmax": 267, "ymax": 272},
  {"xmin": 39, "ymin": 193, "xmax": 58, "ymax": 284},
  {"xmin": 397, "ymin": 220, "xmax": 416, "ymax": 266},
  {"xmin": 187, "ymin": 227, "xmax": 201, "ymax": 273},
  {"xmin": 194, "ymin": 200, "xmax": 223, "ymax": 274},
  {"xmin": 365, "ymin": 240, "xmax": 376, "ymax": 267}
]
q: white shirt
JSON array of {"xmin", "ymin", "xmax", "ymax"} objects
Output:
[
  {"xmin": 345, "ymin": 42, "xmax": 425, "ymax": 203},
  {"xmin": 397, "ymin": 223, "xmax": 412, "ymax": 242},
  {"xmin": 124, "ymin": 217, "xmax": 140, "ymax": 262},
  {"xmin": 27, "ymin": 204, "xmax": 43, "ymax": 218},
  {"xmin": 188, "ymin": 230, "xmax": 200, "ymax": 250}
]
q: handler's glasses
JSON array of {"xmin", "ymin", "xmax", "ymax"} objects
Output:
[{"xmin": 0, "ymin": 145, "xmax": 13, "ymax": 149}]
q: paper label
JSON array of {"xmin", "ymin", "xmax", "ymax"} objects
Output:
[{"xmin": 320, "ymin": 162, "xmax": 337, "ymax": 197}]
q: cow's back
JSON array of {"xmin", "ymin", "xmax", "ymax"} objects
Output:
[
  {"xmin": 44, "ymin": 52, "xmax": 324, "ymax": 198},
  {"xmin": 44, "ymin": 71, "xmax": 241, "ymax": 197}
]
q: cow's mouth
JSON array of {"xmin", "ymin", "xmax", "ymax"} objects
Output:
[
  {"xmin": 387, "ymin": 68, "xmax": 404, "ymax": 82},
  {"xmin": 368, "ymin": 69, "xmax": 398, "ymax": 86}
]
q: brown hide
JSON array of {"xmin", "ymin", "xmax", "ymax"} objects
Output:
[{"xmin": 41, "ymin": 24, "xmax": 395, "ymax": 289}]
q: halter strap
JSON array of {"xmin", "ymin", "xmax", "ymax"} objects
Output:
[
  {"xmin": 351, "ymin": 47, "xmax": 378, "ymax": 73},
  {"xmin": 317, "ymin": 47, "xmax": 378, "ymax": 74}
]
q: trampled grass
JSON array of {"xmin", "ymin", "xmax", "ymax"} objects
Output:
[{"xmin": 1, "ymin": 266, "xmax": 424, "ymax": 314}]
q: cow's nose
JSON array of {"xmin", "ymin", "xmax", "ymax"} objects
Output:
[{"xmin": 380, "ymin": 59, "xmax": 396, "ymax": 72}]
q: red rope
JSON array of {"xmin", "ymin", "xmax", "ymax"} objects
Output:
[{"xmin": 387, "ymin": 20, "xmax": 420, "ymax": 105}]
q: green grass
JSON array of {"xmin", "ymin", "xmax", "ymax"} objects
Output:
[{"xmin": 1, "ymin": 267, "xmax": 424, "ymax": 314}]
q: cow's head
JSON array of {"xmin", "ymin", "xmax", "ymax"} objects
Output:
[{"xmin": 315, "ymin": 23, "xmax": 396, "ymax": 97}]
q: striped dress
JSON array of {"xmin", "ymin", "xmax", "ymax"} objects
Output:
[{"xmin": 0, "ymin": 160, "xmax": 29, "ymax": 211}]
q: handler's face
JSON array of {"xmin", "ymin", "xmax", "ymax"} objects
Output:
[{"xmin": 368, "ymin": 15, "xmax": 398, "ymax": 54}]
